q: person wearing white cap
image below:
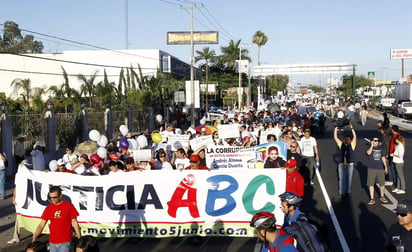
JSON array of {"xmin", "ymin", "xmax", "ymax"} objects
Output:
[{"xmin": 31, "ymin": 142, "xmax": 45, "ymax": 171}]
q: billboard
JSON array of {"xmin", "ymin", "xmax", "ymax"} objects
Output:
[
  {"xmin": 167, "ymin": 31, "xmax": 219, "ymax": 45},
  {"xmin": 390, "ymin": 49, "xmax": 412, "ymax": 59}
]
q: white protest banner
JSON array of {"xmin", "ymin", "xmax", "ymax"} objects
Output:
[
  {"xmin": 133, "ymin": 149, "xmax": 152, "ymax": 161},
  {"xmin": 189, "ymin": 135, "xmax": 214, "ymax": 151},
  {"xmin": 217, "ymin": 124, "xmax": 240, "ymax": 139},
  {"xmin": 206, "ymin": 146, "xmax": 256, "ymax": 169},
  {"xmin": 167, "ymin": 135, "xmax": 190, "ymax": 151},
  {"xmin": 15, "ymin": 167, "xmax": 286, "ymax": 238}
]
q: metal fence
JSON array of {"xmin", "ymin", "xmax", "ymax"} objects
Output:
[{"xmin": 8, "ymin": 109, "xmax": 149, "ymax": 154}]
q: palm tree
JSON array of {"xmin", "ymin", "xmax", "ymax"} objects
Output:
[
  {"xmin": 195, "ymin": 47, "xmax": 216, "ymax": 111},
  {"xmin": 252, "ymin": 30, "xmax": 268, "ymax": 65},
  {"xmin": 78, "ymin": 71, "xmax": 100, "ymax": 108},
  {"xmin": 220, "ymin": 39, "xmax": 251, "ymax": 72},
  {"xmin": 10, "ymin": 78, "xmax": 31, "ymax": 111}
]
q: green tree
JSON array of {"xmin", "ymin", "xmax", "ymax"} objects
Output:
[
  {"xmin": 10, "ymin": 78, "xmax": 32, "ymax": 111},
  {"xmin": 78, "ymin": 71, "xmax": 101, "ymax": 108},
  {"xmin": 309, "ymin": 85, "xmax": 325, "ymax": 94},
  {"xmin": 252, "ymin": 30, "xmax": 268, "ymax": 66},
  {"xmin": 338, "ymin": 74, "xmax": 373, "ymax": 97},
  {"xmin": 195, "ymin": 47, "xmax": 216, "ymax": 110},
  {"xmin": 220, "ymin": 39, "xmax": 251, "ymax": 72},
  {"xmin": 266, "ymin": 74, "xmax": 289, "ymax": 95},
  {"xmin": 0, "ymin": 21, "xmax": 43, "ymax": 53}
]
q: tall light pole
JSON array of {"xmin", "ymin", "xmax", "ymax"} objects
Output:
[{"xmin": 238, "ymin": 44, "xmax": 242, "ymax": 110}]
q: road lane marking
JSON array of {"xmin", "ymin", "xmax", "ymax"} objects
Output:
[{"xmin": 315, "ymin": 168, "xmax": 350, "ymax": 252}]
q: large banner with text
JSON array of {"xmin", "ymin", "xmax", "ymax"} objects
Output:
[{"xmin": 15, "ymin": 167, "xmax": 286, "ymax": 238}]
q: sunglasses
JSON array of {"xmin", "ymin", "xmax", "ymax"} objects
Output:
[
  {"xmin": 372, "ymin": 140, "xmax": 380, "ymax": 142},
  {"xmin": 159, "ymin": 155, "xmax": 165, "ymax": 158},
  {"xmin": 290, "ymin": 146, "xmax": 297, "ymax": 148},
  {"xmin": 396, "ymin": 212, "xmax": 408, "ymax": 217},
  {"xmin": 49, "ymin": 196, "xmax": 59, "ymax": 199}
]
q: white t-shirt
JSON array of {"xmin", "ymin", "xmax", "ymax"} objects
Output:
[
  {"xmin": 393, "ymin": 143, "xmax": 405, "ymax": 164},
  {"xmin": 299, "ymin": 137, "xmax": 317, "ymax": 157},
  {"xmin": 155, "ymin": 161, "xmax": 173, "ymax": 170},
  {"xmin": 174, "ymin": 158, "xmax": 190, "ymax": 170}
]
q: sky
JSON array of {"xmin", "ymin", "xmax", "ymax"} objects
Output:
[{"xmin": 1, "ymin": 0, "xmax": 412, "ymax": 86}]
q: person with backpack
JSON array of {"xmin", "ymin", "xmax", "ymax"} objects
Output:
[
  {"xmin": 250, "ymin": 211, "xmax": 298, "ymax": 252},
  {"xmin": 279, "ymin": 192, "xmax": 329, "ymax": 252}
]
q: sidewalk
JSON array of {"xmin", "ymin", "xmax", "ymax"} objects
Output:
[{"xmin": 0, "ymin": 177, "xmax": 48, "ymax": 252}]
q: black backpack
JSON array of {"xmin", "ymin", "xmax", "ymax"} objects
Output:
[{"xmin": 283, "ymin": 214, "xmax": 329, "ymax": 252}]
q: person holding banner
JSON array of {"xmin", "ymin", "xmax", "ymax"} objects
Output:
[
  {"xmin": 171, "ymin": 148, "xmax": 190, "ymax": 171},
  {"xmin": 285, "ymin": 159, "xmax": 304, "ymax": 197},
  {"xmin": 185, "ymin": 155, "xmax": 210, "ymax": 170},
  {"xmin": 32, "ymin": 186, "xmax": 81, "ymax": 252}
]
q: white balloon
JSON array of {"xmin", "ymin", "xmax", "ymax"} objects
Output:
[
  {"xmin": 97, "ymin": 147, "xmax": 107, "ymax": 159},
  {"xmin": 137, "ymin": 135, "xmax": 148, "ymax": 148},
  {"xmin": 199, "ymin": 118, "xmax": 206, "ymax": 125},
  {"xmin": 119, "ymin": 125, "xmax": 129, "ymax": 136},
  {"xmin": 89, "ymin": 130, "xmax": 101, "ymax": 142},
  {"xmin": 156, "ymin": 114, "xmax": 163, "ymax": 123},
  {"xmin": 49, "ymin": 160, "xmax": 58, "ymax": 172},
  {"xmin": 98, "ymin": 135, "xmax": 108, "ymax": 147},
  {"xmin": 128, "ymin": 139, "xmax": 139, "ymax": 150}
]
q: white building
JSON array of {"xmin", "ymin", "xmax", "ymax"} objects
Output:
[{"xmin": 0, "ymin": 49, "xmax": 192, "ymax": 98}]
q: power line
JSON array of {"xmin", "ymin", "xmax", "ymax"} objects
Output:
[
  {"xmin": 0, "ymin": 24, "xmax": 161, "ymax": 62},
  {"xmin": 201, "ymin": 6, "xmax": 235, "ymax": 41}
]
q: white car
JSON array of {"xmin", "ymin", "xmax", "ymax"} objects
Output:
[{"xmin": 397, "ymin": 101, "xmax": 412, "ymax": 118}]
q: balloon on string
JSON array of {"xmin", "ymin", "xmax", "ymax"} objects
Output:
[
  {"xmin": 119, "ymin": 125, "xmax": 129, "ymax": 136},
  {"xmin": 155, "ymin": 114, "xmax": 163, "ymax": 123},
  {"xmin": 97, "ymin": 147, "xmax": 107, "ymax": 159},
  {"xmin": 49, "ymin": 160, "xmax": 58, "ymax": 172},
  {"xmin": 151, "ymin": 133, "xmax": 162, "ymax": 143},
  {"xmin": 137, "ymin": 135, "xmax": 148, "ymax": 148},
  {"xmin": 97, "ymin": 135, "xmax": 108, "ymax": 147},
  {"xmin": 199, "ymin": 118, "xmax": 206, "ymax": 126},
  {"xmin": 89, "ymin": 130, "xmax": 101, "ymax": 142},
  {"xmin": 119, "ymin": 138, "xmax": 129, "ymax": 149}
]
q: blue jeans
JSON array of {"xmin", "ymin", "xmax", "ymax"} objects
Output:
[
  {"xmin": 0, "ymin": 169, "xmax": 5, "ymax": 197},
  {"xmin": 49, "ymin": 242, "xmax": 71, "ymax": 252},
  {"xmin": 338, "ymin": 163, "xmax": 354, "ymax": 194}
]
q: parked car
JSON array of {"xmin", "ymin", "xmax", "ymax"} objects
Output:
[
  {"xmin": 391, "ymin": 99, "xmax": 411, "ymax": 116},
  {"xmin": 395, "ymin": 101, "xmax": 412, "ymax": 118}
]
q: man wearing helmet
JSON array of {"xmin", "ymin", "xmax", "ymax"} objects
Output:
[
  {"xmin": 279, "ymin": 192, "xmax": 304, "ymax": 227},
  {"xmin": 250, "ymin": 211, "xmax": 298, "ymax": 252}
]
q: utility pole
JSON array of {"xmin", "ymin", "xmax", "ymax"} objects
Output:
[
  {"xmin": 125, "ymin": 0, "xmax": 129, "ymax": 49},
  {"xmin": 181, "ymin": 4, "xmax": 202, "ymax": 127},
  {"xmin": 352, "ymin": 64, "xmax": 357, "ymax": 99},
  {"xmin": 238, "ymin": 44, "xmax": 242, "ymax": 110}
]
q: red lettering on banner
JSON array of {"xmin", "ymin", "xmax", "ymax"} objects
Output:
[{"xmin": 167, "ymin": 174, "xmax": 200, "ymax": 218}]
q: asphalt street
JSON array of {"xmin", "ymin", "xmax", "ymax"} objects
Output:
[{"xmin": 1, "ymin": 111, "xmax": 410, "ymax": 252}]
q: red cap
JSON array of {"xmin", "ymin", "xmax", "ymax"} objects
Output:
[
  {"xmin": 285, "ymin": 159, "xmax": 297, "ymax": 168},
  {"xmin": 189, "ymin": 155, "xmax": 200, "ymax": 162}
]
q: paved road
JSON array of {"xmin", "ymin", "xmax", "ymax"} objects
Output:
[{"xmin": 1, "ymin": 111, "xmax": 410, "ymax": 252}]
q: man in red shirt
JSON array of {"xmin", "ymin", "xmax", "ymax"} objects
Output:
[
  {"xmin": 285, "ymin": 159, "xmax": 304, "ymax": 197},
  {"xmin": 32, "ymin": 186, "xmax": 81, "ymax": 252},
  {"xmin": 185, "ymin": 155, "xmax": 210, "ymax": 170}
]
